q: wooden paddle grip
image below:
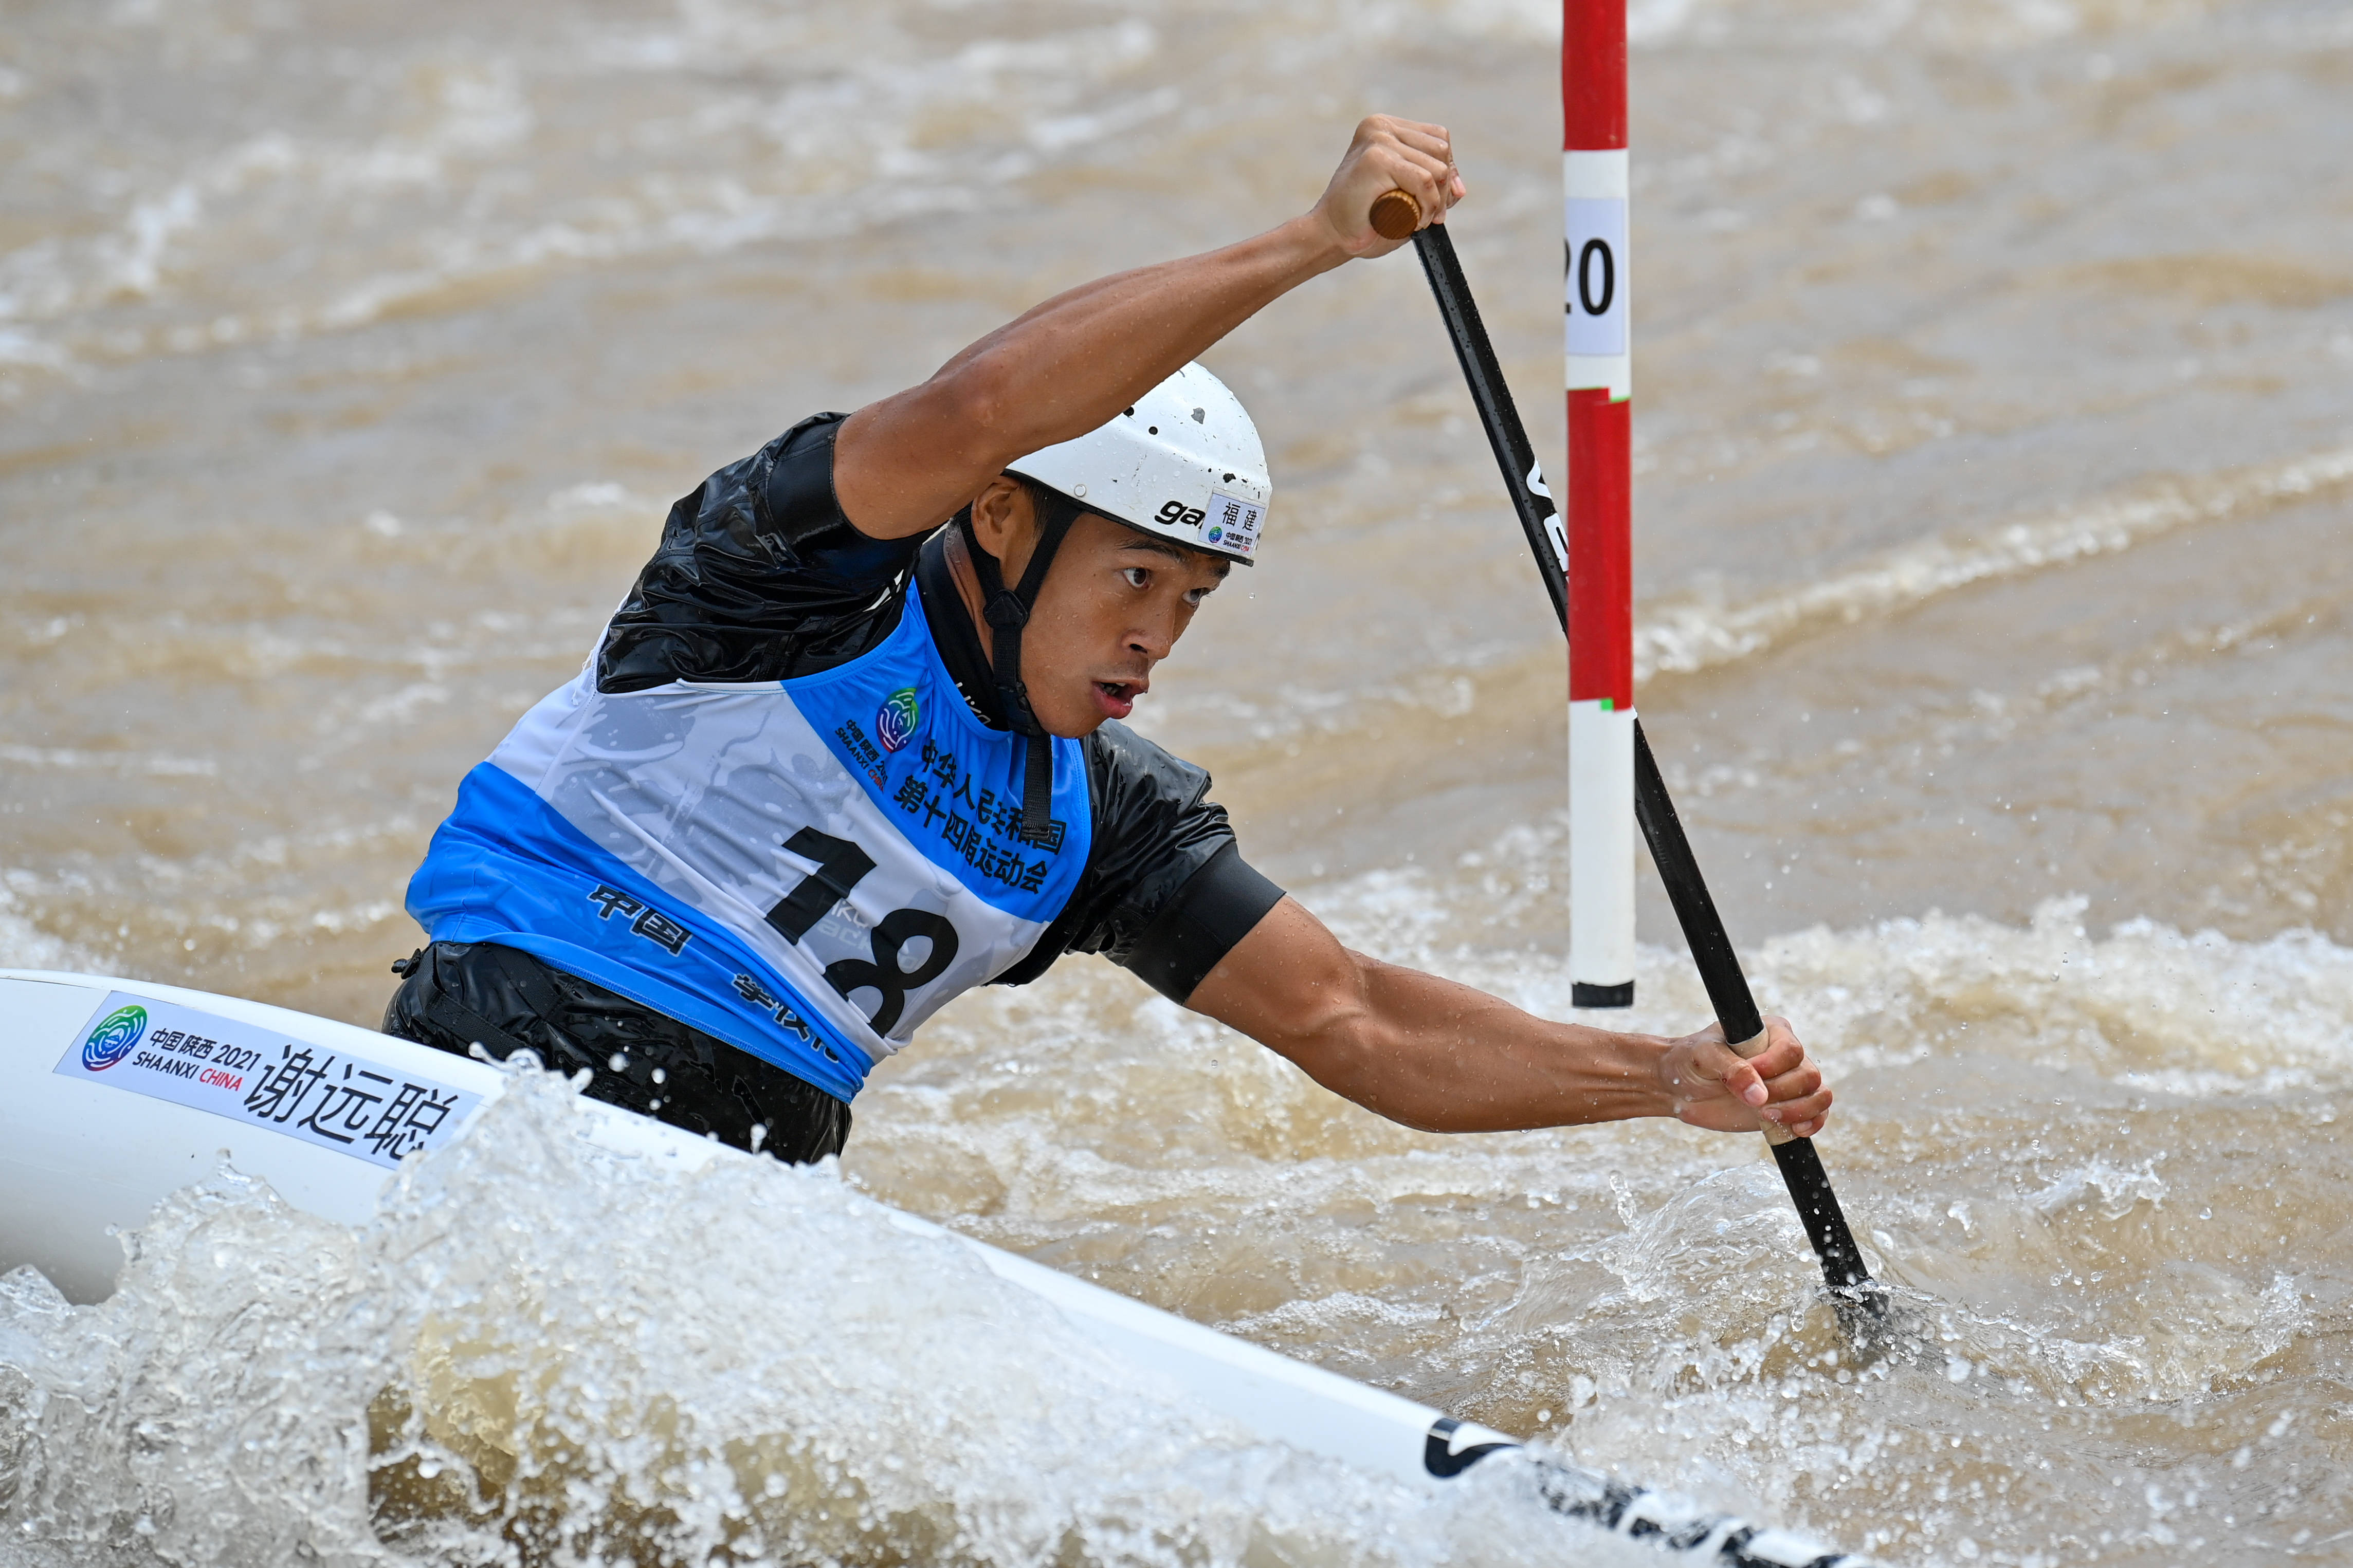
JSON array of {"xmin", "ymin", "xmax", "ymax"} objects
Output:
[
  {"xmin": 1370, "ymin": 189, "xmax": 1422, "ymax": 240},
  {"xmin": 1728, "ymin": 1027, "xmax": 1797, "ymax": 1146}
]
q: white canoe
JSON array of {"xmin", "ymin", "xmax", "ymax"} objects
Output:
[{"xmin": 0, "ymin": 968, "xmax": 1874, "ymax": 1566}]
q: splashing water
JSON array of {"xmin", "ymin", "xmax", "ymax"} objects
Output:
[
  {"xmin": 848, "ymin": 846, "xmax": 2353, "ymax": 1563},
  {"xmin": 0, "ymin": 1067, "xmax": 1670, "ymax": 1568},
  {"xmin": 7, "ymin": 0, "xmax": 2353, "ymax": 1560}
]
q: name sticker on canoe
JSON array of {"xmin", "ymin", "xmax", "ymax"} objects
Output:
[{"xmin": 53, "ymin": 991, "xmax": 481, "ymax": 1169}]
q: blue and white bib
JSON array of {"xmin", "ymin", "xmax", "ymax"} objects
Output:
[{"xmin": 405, "ymin": 577, "xmax": 1091, "ymax": 1102}]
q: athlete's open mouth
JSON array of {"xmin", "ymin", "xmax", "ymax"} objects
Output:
[{"xmin": 1093, "ymin": 679, "xmax": 1142, "ymax": 719}]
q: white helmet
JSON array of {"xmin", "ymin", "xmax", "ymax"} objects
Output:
[{"xmin": 1006, "ymin": 362, "xmax": 1271, "ymax": 566}]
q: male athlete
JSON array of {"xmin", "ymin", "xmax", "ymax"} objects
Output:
[{"xmin": 385, "ymin": 117, "xmax": 1832, "ymax": 1164}]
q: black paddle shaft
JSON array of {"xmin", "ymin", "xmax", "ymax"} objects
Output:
[
  {"xmin": 1404, "ymin": 223, "xmax": 1571, "ymax": 630},
  {"xmin": 1405, "ymin": 221, "xmax": 1875, "ymax": 1299},
  {"xmin": 1630, "ymin": 726, "xmax": 1875, "ymax": 1295}
]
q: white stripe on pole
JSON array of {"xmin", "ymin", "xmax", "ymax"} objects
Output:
[
  {"xmin": 1565, "ymin": 144, "xmax": 1636, "ymax": 1007},
  {"xmin": 1563, "ymin": 149, "xmax": 1631, "ymax": 401},
  {"xmin": 1568, "ymin": 701, "xmax": 1636, "ymax": 1004}
]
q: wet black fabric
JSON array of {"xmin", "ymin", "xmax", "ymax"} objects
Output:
[
  {"xmin": 598, "ymin": 414, "xmax": 923, "ymax": 692},
  {"xmin": 991, "ymin": 726, "xmax": 1279, "ymax": 993},
  {"xmin": 383, "ymin": 942, "xmax": 851, "ymax": 1164},
  {"xmin": 1116, "ymin": 842, "xmax": 1290, "ymax": 1002}
]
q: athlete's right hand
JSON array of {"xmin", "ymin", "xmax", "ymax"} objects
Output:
[
  {"xmin": 1657, "ymin": 1015, "xmax": 1833, "ymax": 1139},
  {"xmin": 1308, "ymin": 114, "xmax": 1467, "ymax": 260}
]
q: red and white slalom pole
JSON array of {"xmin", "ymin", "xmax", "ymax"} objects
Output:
[
  {"xmin": 1564, "ymin": 0, "xmax": 1635, "ymax": 1008},
  {"xmin": 1387, "ymin": 205, "xmax": 1886, "ymax": 1324}
]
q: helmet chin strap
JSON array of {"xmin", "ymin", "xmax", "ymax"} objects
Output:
[{"xmin": 958, "ymin": 488, "xmax": 1080, "ymax": 847}]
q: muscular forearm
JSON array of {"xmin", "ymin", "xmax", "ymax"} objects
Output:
[
  {"xmin": 1190, "ymin": 898, "xmax": 1832, "ymax": 1139},
  {"xmin": 834, "ymin": 115, "xmax": 1465, "ymax": 537},
  {"xmin": 943, "ymin": 219, "xmax": 1342, "ymax": 459},
  {"xmin": 836, "ymin": 218, "xmax": 1345, "ymax": 537},
  {"xmin": 1282, "ymin": 953, "xmax": 1671, "ymax": 1134}
]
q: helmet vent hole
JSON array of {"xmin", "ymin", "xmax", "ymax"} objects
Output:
[
  {"xmin": 1124, "ymin": 408, "xmax": 1135, "ymax": 417},
  {"xmin": 1192, "ymin": 408, "xmax": 1205, "ymax": 422},
  {"xmin": 1147, "ymin": 426, "xmax": 1158, "ymax": 434}
]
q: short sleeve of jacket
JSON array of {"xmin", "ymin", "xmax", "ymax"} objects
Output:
[
  {"xmin": 598, "ymin": 413, "xmax": 925, "ymax": 692},
  {"xmin": 993, "ymin": 722, "xmax": 1286, "ymax": 1002}
]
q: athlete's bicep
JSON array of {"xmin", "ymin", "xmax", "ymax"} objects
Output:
[
  {"xmin": 832, "ymin": 266, "xmax": 1152, "ymax": 540},
  {"xmin": 834, "ymin": 378, "xmax": 1012, "ymax": 541},
  {"xmin": 1184, "ymin": 897, "xmax": 1370, "ymax": 1066},
  {"xmin": 1109, "ymin": 841, "xmax": 1278, "ymax": 997}
]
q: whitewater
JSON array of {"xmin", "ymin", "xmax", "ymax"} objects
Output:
[{"xmin": 6, "ymin": 0, "xmax": 2353, "ymax": 1561}]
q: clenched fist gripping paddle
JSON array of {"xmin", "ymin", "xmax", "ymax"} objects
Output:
[{"xmin": 1372, "ymin": 190, "xmax": 1878, "ymax": 1315}]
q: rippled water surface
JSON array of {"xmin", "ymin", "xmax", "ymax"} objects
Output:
[{"xmin": 5, "ymin": 0, "xmax": 2353, "ymax": 1562}]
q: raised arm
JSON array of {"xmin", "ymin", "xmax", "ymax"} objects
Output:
[
  {"xmin": 831, "ymin": 116, "xmax": 1469, "ymax": 538},
  {"xmin": 1188, "ymin": 898, "xmax": 1832, "ymax": 1138}
]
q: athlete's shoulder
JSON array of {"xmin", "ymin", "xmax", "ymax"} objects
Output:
[
  {"xmin": 1080, "ymin": 718, "xmax": 1213, "ymax": 816},
  {"xmin": 598, "ymin": 414, "xmax": 925, "ymax": 692},
  {"xmin": 991, "ymin": 718, "xmax": 1281, "ymax": 995},
  {"xmin": 1068, "ymin": 718, "xmax": 1234, "ymax": 907},
  {"xmin": 1078, "ymin": 719, "xmax": 1233, "ymax": 912}
]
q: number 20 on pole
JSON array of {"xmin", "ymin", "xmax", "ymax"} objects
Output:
[{"xmin": 1563, "ymin": 201, "xmax": 1626, "ymax": 357}]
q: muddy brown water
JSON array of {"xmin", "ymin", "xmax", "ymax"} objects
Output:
[{"xmin": 5, "ymin": 1, "xmax": 2353, "ymax": 1562}]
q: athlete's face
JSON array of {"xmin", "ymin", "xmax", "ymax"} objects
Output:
[{"xmin": 959, "ymin": 478, "xmax": 1231, "ymax": 737}]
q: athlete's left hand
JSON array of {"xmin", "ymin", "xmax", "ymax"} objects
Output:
[{"xmin": 1658, "ymin": 1015, "xmax": 1832, "ymax": 1138}]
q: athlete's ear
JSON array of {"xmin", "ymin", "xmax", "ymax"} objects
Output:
[{"xmin": 967, "ymin": 476, "xmax": 1036, "ymax": 570}]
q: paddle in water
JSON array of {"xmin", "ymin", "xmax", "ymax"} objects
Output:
[{"xmin": 1372, "ymin": 189, "xmax": 1883, "ymax": 1323}]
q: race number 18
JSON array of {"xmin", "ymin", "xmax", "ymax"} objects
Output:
[{"xmin": 1563, "ymin": 197, "xmax": 1627, "ymax": 358}]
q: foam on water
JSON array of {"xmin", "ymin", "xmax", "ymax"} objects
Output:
[
  {"xmin": 840, "ymin": 823, "xmax": 2353, "ymax": 1562},
  {"xmin": 0, "ymin": 7, "xmax": 1180, "ymax": 371},
  {"xmin": 6, "ymin": 835, "xmax": 2351, "ymax": 1562},
  {"xmin": 0, "ymin": 0, "xmax": 2279, "ymax": 379},
  {"xmin": 1625, "ymin": 0, "xmax": 2256, "ymax": 48},
  {"xmin": 0, "ymin": 0, "xmax": 1592, "ymax": 382},
  {"xmin": 0, "ymin": 883, "xmax": 99, "ymax": 975},
  {"xmin": 1143, "ymin": 428, "xmax": 2353, "ymax": 751},
  {"xmin": 1631, "ymin": 442, "xmax": 2353, "ymax": 685},
  {"xmin": 0, "ymin": 1068, "xmax": 1663, "ymax": 1568}
]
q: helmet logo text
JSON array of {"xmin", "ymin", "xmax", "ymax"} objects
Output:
[{"xmin": 1155, "ymin": 499, "xmax": 1208, "ymax": 529}]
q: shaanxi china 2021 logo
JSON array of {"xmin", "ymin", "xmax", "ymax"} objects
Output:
[
  {"xmin": 81, "ymin": 1003, "xmax": 150, "ymax": 1072},
  {"xmin": 875, "ymin": 687, "xmax": 920, "ymax": 753}
]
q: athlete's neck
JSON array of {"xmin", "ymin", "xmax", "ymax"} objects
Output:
[
  {"xmin": 914, "ymin": 529, "xmax": 1010, "ymax": 730},
  {"xmin": 940, "ymin": 523, "xmax": 996, "ymax": 663}
]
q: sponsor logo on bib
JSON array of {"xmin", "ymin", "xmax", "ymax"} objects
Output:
[
  {"xmin": 875, "ymin": 687, "xmax": 920, "ymax": 753},
  {"xmin": 82, "ymin": 1003, "xmax": 149, "ymax": 1071}
]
